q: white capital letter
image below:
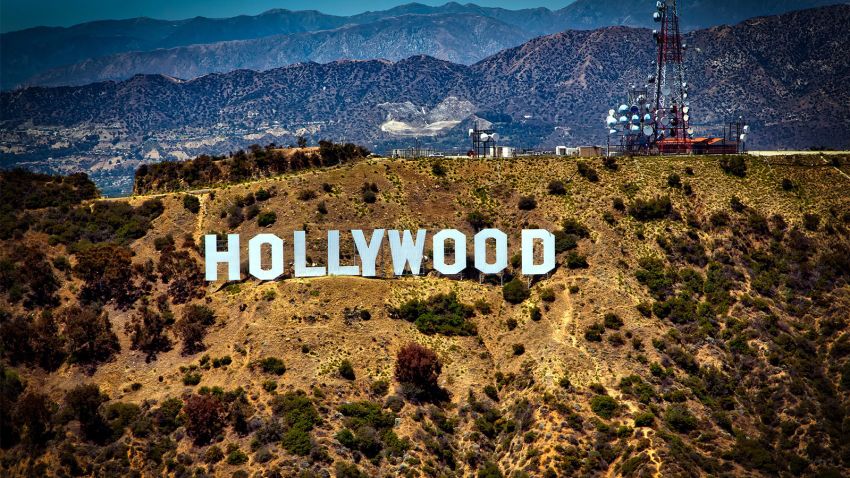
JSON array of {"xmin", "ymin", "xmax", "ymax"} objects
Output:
[
  {"xmin": 328, "ymin": 230, "xmax": 360, "ymax": 276},
  {"xmin": 352, "ymin": 229, "xmax": 384, "ymax": 277},
  {"xmin": 294, "ymin": 231, "xmax": 326, "ymax": 277},
  {"xmin": 249, "ymin": 234, "xmax": 284, "ymax": 281},
  {"xmin": 432, "ymin": 229, "xmax": 466, "ymax": 275},
  {"xmin": 474, "ymin": 229, "xmax": 507, "ymax": 274},
  {"xmin": 388, "ymin": 230, "xmax": 426, "ymax": 276},
  {"xmin": 205, "ymin": 234, "xmax": 241, "ymax": 281},
  {"xmin": 521, "ymin": 229, "xmax": 555, "ymax": 275}
]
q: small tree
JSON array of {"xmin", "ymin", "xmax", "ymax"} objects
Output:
[
  {"xmin": 395, "ymin": 343, "xmax": 442, "ymax": 398},
  {"xmin": 125, "ymin": 299, "xmax": 173, "ymax": 361},
  {"xmin": 183, "ymin": 195, "xmax": 201, "ymax": 214},
  {"xmin": 182, "ymin": 394, "xmax": 227, "ymax": 445},
  {"xmin": 73, "ymin": 243, "xmax": 136, "ymax": 306},
  {"xmin": 64, "ymin": 384, "xmax": 109, "ymax": 442},
  {"xmin": 61, "ymin": 306, "xmax": 120, "ymax": 369},
  {"xmin": 175, "ymin": 304, "xmax": 216, "ymax": 355}
]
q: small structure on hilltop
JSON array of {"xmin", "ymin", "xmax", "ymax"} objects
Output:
[{"xmin": 468, "ymin": 121, "xmax": 500, "ymax": 158}]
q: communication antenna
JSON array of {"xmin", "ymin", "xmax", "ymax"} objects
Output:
[{"xmin": 653, "ymin": 0, "xmax": 690, "ymax": 143}]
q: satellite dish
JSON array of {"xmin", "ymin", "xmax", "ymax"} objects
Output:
[
  {"xmin": 619, "ymin": 115, "xmax": 628, "ymax": 123},
  {"xmin": 468, "ymin": 129, "xmax": 474, "ymax": 137},
  {"xmin": 631, "ymin": 115, "xmax": 640, "ymax": 124},
  {"xmin": 687, "ymin": 127, "xmax": 694, "ymax": 135},
  {"xmin": 656, "ymin": 1, "xmax": 663, "ymax": 9},
  {"xmin": 643, "ymin": 113, "xmax": 652, "ymax": 122},
  {"xmin": 609, "ymin": 129, "xmax": 618, "ymax": 135},
  {"xmin": 643, "ymin": 125, "xmax": 654, "ymax": 136},
  {"xmin": 740, "ymin": 134, "xmax": 747, "ymax": 141},
  {"xmin": 630, "ymin": 105, "xmax": 639, "ymax": 114},
  {"xmin": 661, "ymin": 85, "xmax": 671, "ymax": 96},
  {"xmin": 682, "ymin": 106, "xmax": 690, "ymax": 114},
  {"xmin": 606, "ymin": 116, "xmax": 618, "ymax": 127},
  {"xmin": 618, "ymin": 104, "xmax": 629, "ymax": 114},
  {"xmin": 491, "ymin": 133, "xmax": 500, "ymax": 142},
  {"xmin": 683, "ymin": 93, "xmax": 688, "ymax": 99},
  {"xmin": 653, "ymin": 12, "xmax": 661, "ymax": 21},
  {"xmin": 630, "ymin": 124, "xmax": 640, "ymax": 132},
  {"xmin": 608, "ymin": 109, "xmax": 615, "ymax": 116},
  {"xmin": 683, "ymin": 114, "xmax": 690, "ymax": 122},
  {"xmin": 661, "ymin": 117, "xmax": 670, "ymax": 126},
  {"xmin": 743, "ymin": 125, "xmax": 750, "ymax": 132},
  {"xmin": 480, "ymin": 133, "xmax": 490, "ymax": 141}
]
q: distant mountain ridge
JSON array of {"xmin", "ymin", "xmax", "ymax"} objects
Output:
[
  {"xmin": 1, "ymin": 4, "xmax": 849, "ymax": 187},
  {"xmin": 2, "ymin": 1, "xmax": 845, "ymax": 89},
  {"xmin": 24, "ymin": 14, "xmax": 530, "ymax": 87}
]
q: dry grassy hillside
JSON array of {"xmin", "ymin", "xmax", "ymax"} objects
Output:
[{"xmin": 1, "ymin": 154, "xmax": 849, "ymax": 478}]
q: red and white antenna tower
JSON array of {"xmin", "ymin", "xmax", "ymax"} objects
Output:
[{"xmin": 652, "ymin": 0, "xmax": 691, "ymax": 143}]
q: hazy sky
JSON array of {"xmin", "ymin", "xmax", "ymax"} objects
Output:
[{"xmin": 1, "ymin": 0, "xmax": 574, "ymax": 33}]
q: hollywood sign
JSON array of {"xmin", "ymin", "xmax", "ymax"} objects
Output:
[{"xmin": 204, "ymin": 229, "xmax": 555, "ymax": 281}]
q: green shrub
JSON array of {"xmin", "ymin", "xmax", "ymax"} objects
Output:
[
  {"xmin": 634, "ymin": 412, "xmax": 655, "ymax": 427},
  {"xmin": 720, "ymin": 156, "xmax": 747, "ymax": 177},
  {"xmin": 539, "ymin": 287, "xmax": 556, "ymax": 302},
  {"xmin": 584, "ymin": 322, "xmax": 605, "ymax": 342},
  {"xmin": 603, "ymin": 313, "xmax": 623, "ymax": 329},
  {"xmin": 577, "ymin": 162, "xmax": 599, "ymax": 182},
  {"xmin": 613, "ymin": 197, "xmax": 625, "ymax": 211},
  {"xmin": 270, "ymin": 391, "xmax": 319, "ymax": 455},
  {"xmin": 503, "ymin": 279, "xmax": 530, "ymax": 304},
  {"xmin": 590, "ymin": 395, "xmax": 618, "ymax": 419},
  {"xmin": 512, "ymin": 343, "xmax": 525, "ymax": 355},
  {"xmin": 339, "ymin": 360, "xmax": 356, "ymax": 380},
  {"xmin": 182, "ymin": 372, "xmax": 202, "ymax": 386},
  {"xmin": 566, "ymin": 252, "xmax": 588, "ymax": 269},
  {"xmin": 297, "ymin": 189, "xmax": 316, "ymax": 201},
  {"xmin": 257, "ymin": 211, "xmax": 277, "ymax": 227},
  {"xmin": 518, "ymin": 196, "xmax": 537, "ymax": 210},
  {"xmin": 629, "ymin": 196, "xmax": 672, "ymax": 221},
  {"xmin": 466, "ymin": 211, "xmax": 492, "ymax": 231},
  {"xmin": 226, "ymin": 446, "xmax": 248, "ymax": 465},
  {"xmin": 547, "ymin": 180, "xmax": 567, "ymax": 195},
  {"xmin": 803, "ymin": 213, "xmax": 820, "ymax": 231},
  {"xmin": 530, "ymin": 306, "xmax": 542, "ymax": 322},
  {"xmin": 204, "ymin": 445, "xmax": 224, "ymax": 463},
  {"xmin": 664, "ymin": 405, "xmax": 697, "ymax": 433},
  {"xmin": 182, "ymin": 195, "xmax": 200, "ymax": 213},
  {"xmin": 667, "ymin": 174, "xmax": 682, "ymax": 188},
  {"xmin": 432, "ymin": 162, "xmax": 447, "ymax": 177},
  {"xmin": 256, "ymin": 357, "xmax": 286, "ymax": 375},
  {"xmin": 561, "ymin": 218, "xmax": 590, "ymax": 238},
  {"xmin": 391, "ymin": 293, "xmax": 476, "ymax": 336}
]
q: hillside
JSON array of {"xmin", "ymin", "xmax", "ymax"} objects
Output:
[{"xmin": 1, "ymin": 153, "xmax": 850, "ymax": 477}]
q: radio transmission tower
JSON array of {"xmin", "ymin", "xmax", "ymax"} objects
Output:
[{"xmin": 652, "ymin": 0, "xmax": 691, "ymax": 144}]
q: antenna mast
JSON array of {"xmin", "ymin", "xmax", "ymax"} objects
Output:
[{"xmin": 653, "ymin": 0, "xmax": 690, "ymax": 143}]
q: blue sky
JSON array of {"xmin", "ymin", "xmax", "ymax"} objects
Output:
[{"xmin": 1, "ymin": 1, "xmax": 574, "ymax": 33}]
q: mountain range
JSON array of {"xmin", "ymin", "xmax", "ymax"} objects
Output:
[
  {"xmin": 2, "ymin": 0, "xmax": 844, "ymax": 89},
  {"xmin": 1, "ymin": 4, "xmax": 849, "ymax": 195}
]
